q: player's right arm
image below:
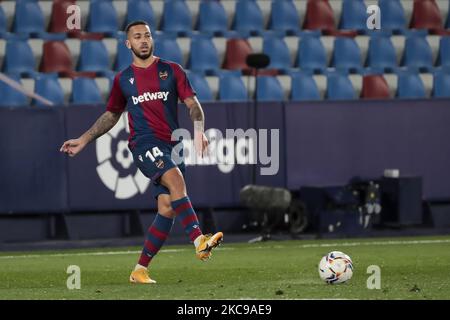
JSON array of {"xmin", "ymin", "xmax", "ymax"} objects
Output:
[
  {"xmin": 60, "ymin": 111, "xmax": 122, "ymax": 157},
  {"xmin": 60, "ymin": 73, "xmax": 126, "ymax": 157}
]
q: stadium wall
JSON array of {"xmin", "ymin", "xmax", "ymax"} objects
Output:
[{"xmin": 1, "ymin": 100, "xmax": 450, "ymax": 242}]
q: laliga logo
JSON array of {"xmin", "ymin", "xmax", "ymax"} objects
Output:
[{"xmin": 95, "ymin": 112, "xmax": 150, "ymax": 199}]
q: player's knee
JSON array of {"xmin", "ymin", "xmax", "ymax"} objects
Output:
[{"xmin": 161, "ymin": 168, "xmax": 186, "ymax": 195}]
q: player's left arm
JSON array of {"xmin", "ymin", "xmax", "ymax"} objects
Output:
[{"xmin": 184, "ymin": 96, "xmax": 209, "ymax": 156}]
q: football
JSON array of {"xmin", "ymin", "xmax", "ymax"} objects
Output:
[{"xmin": 318, "ymin": 251, "xmax": 353, "ymax": 284}]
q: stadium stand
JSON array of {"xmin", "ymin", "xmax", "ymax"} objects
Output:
[{"xmin": 0, "ymin": 0, "xmax": 449, "ymax": 105}]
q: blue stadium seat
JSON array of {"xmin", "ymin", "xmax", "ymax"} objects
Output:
[
  {"xmin": 290, "ymin": 72, "xmax": 320, "ymax": 101},
  {"xmin": 379, "ymin": 0, "xmax": 406, "ymax": 33},
  {"xmin": 12, "ymin": 1, "xmax": 45, "ymax": 36},
  {"xmin": 0, "ymin": 6, "xmax": 7, "ymax": 37},
  {"xmin": 232, "ymin": 0, "xmax": 264, "ymax": 36},
  {"xmin": 188, "ymin": 36, "xmax": 220, "ymax": 75},
  {"xmin": 256, "ymin": 76, "xmax": 284, "ymax": 101},
  {"xmin": 124, "ymin": 0, "xmax": 155, "ymax": 30},
  {"xmin": 186, "ymin": 72, "xmax": 214, "ymax": 102},
  {"xmin": 2, "ymin": 40, "xmax": 36, "ymax": 77},
  {"xmin": 0, "ymin": 75, "xmax": 28, "ymax": 107},
  {"xmin": 396, "ymin": 72, "xmax": 426, "ymax": 99},
  {"xmin": 268, "ymin": 0, "xmax": 301, "ymax": 35},
  {"xmin": 77, "ymin": 40, "xmax": 110, "ymax": 74},
  {"xmin": 71, "ymin": 78, "xmax": 103, "ymax": 104},
  {"xmin": 160, "ymin": 0, "xmax": 192, "ymax": 37},
  {"xmin": 153, "ymin": 36, "xmax": 184, "ymax": 66},
  {"xmin": 433, "ymin": 71, "xmax": 450, "ymax": 98},
  {"xmin": 437, "ymin": 36, "xmax": 450, "ymax": 68},
  {"xmin": 197, "ymin": 1, "xmax": 229, "ymax": 36},
  {"xmin": 331, "ymin": 37, "xmax": 363, "ymax": 73},
  {"xmin": 339, "ymin": 0, "xmax": 367, "ymax": 32},
  {"xmin": 218, "ymin": 71, "xmax": 248, "ymax": 101},
  {"xmin": 115, "ymin": 40, "xmax": 133, "ymax": 71},
  {"xmin": 86, "ymin": 0, "xmax": 118, "ymax": 35},
  {"xmin": 327, "ymin": 73, "xmax": 356, "ymax": 100},
  {"xmin": 263, "ymin": 35, "xmax": 292, "ymax": 73},
  {"xmin": 33, "ymin": 74, "xmax": 65, "ymax": 106},
  {"xmin": 401, "ymin": 35, "xmax": 434, "ymax": 72},
  {"xmin": 366, "ymin": 35, "xmax": 398, "ymax": 73},
  {"xmin": 297, "ymin": 35, "xmax": 327, "ymax": 73}
]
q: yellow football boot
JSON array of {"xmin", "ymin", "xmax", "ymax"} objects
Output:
[
  {"xmin": 196, "ymin": 232, "xmax": 224, "ymax": 261},
  {"xmin": 129, "ymin": 268, "xmax": 156, "ymax": 284}
]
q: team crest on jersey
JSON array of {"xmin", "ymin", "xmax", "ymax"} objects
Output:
[
  {"xmin": 155, "ymin": 159, "xmax": 165, "ymax": 169},
  {"xmin": 129, "ymin": 78, "xmax": 134, "ymax": 84},
  {"xmin": 159, "ymin": 71, "xmax": 168, "ymax": 80}
]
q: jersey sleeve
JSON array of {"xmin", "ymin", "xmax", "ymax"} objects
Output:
[
  {"xmin": 106, "ymin": 74, "xmax": 126, "ymax": 113},
  {"xmin": 172, "ymin": 63, "xmax": 196, "ymax": 101}
]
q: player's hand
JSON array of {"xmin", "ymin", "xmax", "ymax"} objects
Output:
[
  {"xmin": 59, "ymin": 138, "xmax": 87, "ymax": 157},
  {"xmin": 194, "ymin": 131, "xmax": 209, "ymax": 158}
]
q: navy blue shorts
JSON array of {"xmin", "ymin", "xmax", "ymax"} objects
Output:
[{"xmin": 131, "ymin": 138, "xmax": 185, "ymax": 199}]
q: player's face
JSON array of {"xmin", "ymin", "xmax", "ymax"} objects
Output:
[{"xmin": 126, "ymin": 25, "xmax": 154, "ymax": 60}]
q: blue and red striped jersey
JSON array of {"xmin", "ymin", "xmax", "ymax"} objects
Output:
[{"xmin": 106, "ymin": 57, "xmax": 196, "ymax": 148}]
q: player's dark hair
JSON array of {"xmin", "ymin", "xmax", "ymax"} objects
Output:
[{"xmin": 125, "ymin": 20, "xmax": 150, "ymax": 34}]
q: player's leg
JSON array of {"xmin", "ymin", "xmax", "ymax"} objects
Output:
[
  {"xmin": 130, "ymin": 194, "xmax": 175, "ymax": 284},
  {"xmin": 159, "ymin": 167, "xmax": 223, "ymax": 261}
]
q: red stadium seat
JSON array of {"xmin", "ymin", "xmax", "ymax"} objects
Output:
[
  {"xmin": 39, "ymin": 41, "xmax": 96, "ymax": 78},
  {"xmin": 361, "ymin": 75, "xmax": 390, "ymax": 99},
  {"xmin": 409, "ymin": 0, "xmax": 444, "ymax": 33},
  {"xmin": 222, "ymin": 38, "xmax": 253, "ymax": 71},
  {"xmin": 48, "ymin": 0, "xmax": 76, "ymax": 33},
  {"xmin": 303, "ymin": 0, "xmax": 357, "ymax": 37}
]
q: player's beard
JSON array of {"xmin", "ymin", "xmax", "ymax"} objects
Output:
[{"xmin": 131, "ymin": 45, "xmax": 153, "ymax": 60}]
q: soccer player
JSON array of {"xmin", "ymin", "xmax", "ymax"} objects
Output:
[{"xmin": 59, "ymin": 21, "xmax": 223, "ymax": 284}]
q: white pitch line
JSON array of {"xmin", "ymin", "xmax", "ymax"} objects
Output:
[{"xmin": 0, "ymin": 238, "xmax": 449, "ymax": 260}]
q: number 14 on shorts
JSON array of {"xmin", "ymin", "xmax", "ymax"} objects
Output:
[{"xmin": 138, "ymin": 147, "xmax": 163, "ymax": 162}]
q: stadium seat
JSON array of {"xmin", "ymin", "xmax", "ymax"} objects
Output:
[
  {"xmin": 339, "ymin": 0, "xmax": 367, "ymax": 33},
  {"xmin": 40, "ymin": 41, "xmax": 73, "ymax": 76},
  {"xmin": 77, "ymin": 40, "xmax": 110, "ymax": 74},
  {"xmin": 409, "ymin": 0, "xmax": 444, "ymax": 33},
  {"xmin": 366, "ymin": 35, "xmax": 398, "ymax": 73},
  {"xmin": 0, "ymin": 75, "xmax": 28, "ymax": 107},
  {"xmin": 71, "ymin": 77, "xmax": 103, "ymax": 104},
  {"xmin": 263, "ymin": 35, "xmax": 292, "ymax": 73},
  {"xmin": 232, "ymin": 0, "xmax": 265, "ymax": 36},
  {"xmin": 360, "ymin": 75, "xmax": 391, "ymax": 99},
  {"xmin": 33, "ymin": 74, "xmax": 65, "ymax": 106},
  {"xmin": 153, "ymin": 36, "xmax": 184, "ymax": 66},
  {"xmin": 433, "ymin": 71, "xmax": 450, "ymax": 97},
  {"xmin": 268, "ymin": 0, "xmax": 301, "ymax": 35},
  {"xmin": 188, "ymin": 36, "xmax": 220, "ymax": 75},
  {"xmin": 327, "ymin": 73, "xmax": 357, "ymax": 100},
  {"xmin": 197, "ymin": 0, "xmax": 229, "ymax": 37},
  {"xmin": 222, "ymin": 38, "xmax": 253, "ymax": 72},
  {"xmin": 186, "ymin": 72, "xmax": 214, "ymax": 102},
  {"xmin": 114, "ymin": 40, "xmax": 133, "ymax": 72},
  {"xmin": 48, "ymin": 0, "xmax": 76, "ymax": 33},
  {"xmin": 218, "ymin": 71, "xmax": 248, "ymax": 101},
  {"xmin": 124, "ymin": 0, "xmax": 155, "ymax": 30},
  {"xmin": 437, "ymin": 36, "xmax": 450, "ymax": 67},
  {"xmin": 160, "ymin": 0, "xmax": 193, "ymax": 37},
  {"xmin": 303, "ymin": 0, "xmax": 334, "ymax": 31},
  {"xmin": 401, "ymin": 35, "xmax": 434, "ymax": 72},
  {"xmin": 256, "ymin": 76, "xmax": 284, "ymax": 101},
  {"xmin": 290, "ymin": 72, "xmax": 321, "ymax": 101},
  {"xmin": 86, "ymin": 0, "xmax": 119, "ymax": 36},
  {"xmin": 0, "ymin": 5, "xmax": 7, "ymax": 37},
  {"xmin": 331, "ymin": 37, "xmax": 363, "ymax": 73},
  {"xmin": 2, "ymin": 40, "xmax": 36, "ymax": 77},
  {"xmin": 396, "ymin": 72, "xmax": 426, "ymax": 98},
  {"xmin": 379, "ymin": 0, "xmax": 407, "ymax": 34},
  {"xmin": 297, "ymin": 35, "xmax": 328, "ymax": 73},
  {"xmin": 12, "ymin": 1, "xmax": 45, "ymax": 36}
]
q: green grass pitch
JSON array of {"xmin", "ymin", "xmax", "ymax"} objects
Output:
[{"xmin": 0, "ymin": 235, "xmax": 449, "ymax": 300}]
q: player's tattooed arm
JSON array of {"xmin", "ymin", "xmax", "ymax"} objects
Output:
[
  {"xmin": 60, "ymin": 111, "xmax": 122, "ymax": 157},
  {"xmin": 81, "ymin": 111, "xmax": 122, "ymax": 144},
  {"xmin": 185, "ymin": 96, "xmax": 205, "ymax": 126},
  {"xmin": 184, "ymin": 96, "xmax": 209, "ymax": 156}
]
